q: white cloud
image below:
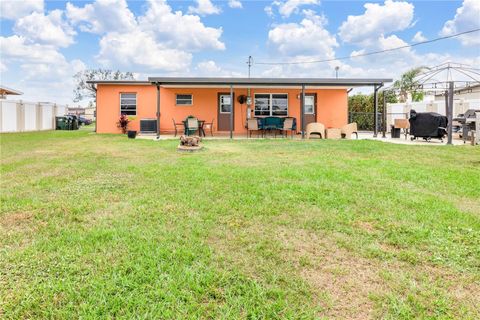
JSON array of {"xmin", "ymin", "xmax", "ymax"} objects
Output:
[
  {"xmin": 265, "ymin": 6, "xmax": 274, "ymax": 17},
  {"xmin": 228, "ymin": 0, "xmax": 242, "ymax": 9},
  {"xmin": 196, "ymin": 60, "xmax": 223, "ymax": 75},
  {"xmin": 97, "ymin": 30, "xmax": 192, "ymax": 71},
  {"xmin": 14, "ymin": 10, "xmax": 76, "ymax": 48},
  {"xmin": 188, "ymin": 0, "xmax": 221, "ymax": 16},
  {"xmin": 412, "ymin": 31, "xmax": 427, "ymax": 43},
  {"xmin": 66, "ymin": 0, "xmax": 136, "ymax": 34},
  {"xmin": 270, "ymin": 0, "xmax": 319, "ymax": 18},
  {"xmin": 268, "ymin": 10, "xmax": 337, "ymax": 58},
  {"xmin": 0, "ymin": 35, "xmax": 65, "ymax": 64},
  {"xmin": 0, "ymin": 0, "xmax": 43, "ymax": 20},
  {"xmin": 440, "ymin": 0, "xmax": 480, "ymax": 46},
  {"xmin": 338, "ymin": 0, "xmax": 414, "ymax": 46},
  {"xmin": 0, "ymin": 62, "xmax": 7, "ymax": 73},
  {"xmin": 139, "ymin": 0, "xmax": 225, "ymax": 51},
  {"xmin": 263, "ymin": 0, "xmax": 319, "ymax": 19},
  {"xmin": 0, "ymin": 35, "xmax": 86, "ymax": 104}
]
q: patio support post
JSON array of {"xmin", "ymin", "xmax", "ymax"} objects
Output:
[
  {"xmin": 373, "ymin": 84, "xmax": 379, "ymax": 137},
  {"xmin": 156, "ymin": 84, "xmax": 160, "ymax": 138},
  {"xmin": 230, "ymin": 84, "xmax": 233, "ymax": 139},
  {"xmin": 301, "ymin": 84, "xmax": 305, "ymax": 139},
  {"xmin": 382, "ymin": 90, "xmax": 387, "ymax": 138},
  {"xmin": 447, "ymin": 81, "xmax": 454, "ymax": 145}
]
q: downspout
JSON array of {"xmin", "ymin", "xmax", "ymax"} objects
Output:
[
  {"xmin": 382, "ymin": 88, "xmax": 387, "ymax": 138},
  {"xmin": 156, "ymin": 83, "xmax": 160, "ymax": 139}
]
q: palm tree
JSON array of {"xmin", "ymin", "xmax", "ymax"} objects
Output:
[{"xmin": 393, "ymin": 67, "xmax": 428, "ymax": 102}]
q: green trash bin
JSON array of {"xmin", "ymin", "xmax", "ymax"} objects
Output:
[
  {"xmin": 71, "ymin": 116, "xmax": 79, "ymax": 130},
  {"xmin": 55, "ymin": 116, "xmax": 67, "ymax": 130}
]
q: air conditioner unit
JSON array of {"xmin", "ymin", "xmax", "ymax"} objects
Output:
[{"xmin": 140, "ymin": 119, "xmax": 157, "ymax": 133}]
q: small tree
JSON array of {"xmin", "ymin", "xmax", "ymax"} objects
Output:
[
  {"xmin": 73, "ymin": 69, "xmax": 135, "ymax": 103},
  {"xmin": 117, "ymin": 114, "xmax": 130, "ymax": 134},
  {"xmin": 393, "ymin": 67, "xmax": 427, "ymax": 102}
]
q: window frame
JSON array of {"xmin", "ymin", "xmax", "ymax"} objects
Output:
[
  {"xmin": 304, "ymin": 95, "xmax": 315, "ymax": 115},
  {"xmin": 119, "ymin": 92, "xmax": 137, "ymax": 116},
  {"xmin": 175, "ymin": 94, "xmax": 193, "ymax": 106},
  {"xmin": 219, "ymin": 94, "xmax": 232, "ymax": 114},
  {"xmin": 254, "ymin": 93, "xmax": 288, "ymax": 117}
]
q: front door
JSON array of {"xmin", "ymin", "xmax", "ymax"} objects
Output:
[
  {"xmin": 217, "ymin": 93, "xmax": 234, "ymax": 131},
  {"xmin": 304, "ymin": 94, "xmax": 317, "ymax": 126}
]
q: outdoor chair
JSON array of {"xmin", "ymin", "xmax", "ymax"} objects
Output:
[
  {"xmin": 394, "ymin": 118, "xmax": 410, "ymax": 140},
  {"xmin": 280, "ymin": 117, "xmax": 295, "ymax": 138},
  {"xmin": 203, "ymin": 119, "xmax": 214, "ymax": 136},
  {"xmin": 306, "ymin": 122, "xmax": 325, "ymax": 139},
  {"xmin": 186, "ymin": 117, "xmax": 199, "ymax": 136},
  {"xmin": 341, "ymin": 122, "xmax": 358, "ymax": 139},
  {"xmin": 247, "ymin": 119, "xmax": 263, "ymax": 138},
  {"xmin": 172, "ymin": 118, "xmax": 184, "ymax": 137}
]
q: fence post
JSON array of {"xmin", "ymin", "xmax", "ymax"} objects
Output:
[
  {"xmin": 17, "ymin": 101, "xmax": 24, "ymax": 132},
  {"xmin": 52, "ymin": 103, "xmax": 57, "ymax": 129},
  {"xmin": 36, "ymin": 103, "xmax": 43, "ymax": 131}
]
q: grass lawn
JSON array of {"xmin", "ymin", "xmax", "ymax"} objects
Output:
[{"xmin": 1, "ymin": 127, "xmax": 479, "ymax": 319}]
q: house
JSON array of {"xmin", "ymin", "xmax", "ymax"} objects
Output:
[
  {"xmin": 89, "ymin": 77, "xmax": 391, "ymax": 136},
  {"xmin": 434, "ymin": 83, "xmax": 480, "ymax": 101}
]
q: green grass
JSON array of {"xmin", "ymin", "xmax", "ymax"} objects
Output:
[{"xmin": 1, "ymin": 127, "xmax": 479, "ymax": 319}]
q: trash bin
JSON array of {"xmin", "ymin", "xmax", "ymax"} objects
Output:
[
  {"xmin": 391, "ymin": 126, "xmax": 401, "ymax": 138},
  {"xmin": 55, "ymin": 116, "xmax": 67, "ymax": 130},
  {"xmin": 71, "ymin": 116, "xmax": 79, "ymax": 130}
]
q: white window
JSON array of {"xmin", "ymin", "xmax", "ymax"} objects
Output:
[
  {"xmin": 304, "ymin": 95, "xmax": 315, "ymax": 114},
  {"xmin": 176, "ymin": 94, "xmax": 193, "ymax": 105},
  {"xmin": 120, "ymin": 93, "xmax": 136, "ymax": 115},
  {"xmin": 219, "ymin": 95, "xmax": 232, "ymax": 113},
  {"xmin": 254, "ymin": 94, "xmax": 288, "ymax": 116}
]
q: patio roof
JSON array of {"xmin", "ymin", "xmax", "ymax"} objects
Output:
[
  {"xmin": 148, "ymin": 77, "xmax": 392, "ymax": 87},
  {"xmin": 88, "ymin": 77, "xmax": 392, "ymax": 88}
]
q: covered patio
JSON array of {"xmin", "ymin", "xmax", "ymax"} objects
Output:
[{"xmin": 148, "ymin": 77, "xmax": 391, "ymax": 139}]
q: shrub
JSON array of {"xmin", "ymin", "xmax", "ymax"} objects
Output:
[{"xmin": 117, "ymin": 114, "xmax": 130, "ymax": 134}]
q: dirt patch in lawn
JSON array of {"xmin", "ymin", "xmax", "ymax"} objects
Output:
[{"xmin": 0, "ymin": 212, "xmax": 34, "ymax": 229}]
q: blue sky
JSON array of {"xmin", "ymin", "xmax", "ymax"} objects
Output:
[{"xmin": 1, "ymin": 0, "xmax": 479, "ymax": 105}]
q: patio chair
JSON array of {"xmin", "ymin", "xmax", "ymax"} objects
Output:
[
  {"xmin": 172, "ymin": 118, "xmax": 184, "ymax": 137},
  {"xmin": 306, "ymin": 122, "xmax": 325, "ymax": 139},
  {"xmin": 247, "ymin": 118, "xmax": 262, "ymax": 138},
  {"xmin": 341, "ymin": 122, "xmax": 358, "ymax": 139},
  {"xmin": 186, "ymin": 117, "xmax": 199, "ymax": 136},
  {"xmin": 280, "ymin": 117, "xmax": 295, "ymax": 138},
  {"xmin": 394, "ymin": 118, "xmax": 410, "ymax": 140},
  {"xmin": 203, "ymin": 119, "xmax": 214, "ymax": 136}
]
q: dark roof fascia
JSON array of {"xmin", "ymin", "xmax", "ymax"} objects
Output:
[
  {"xmin": 148, "ymin": 77, "xmax": 392, "ymax": 86},
  {"xmin": 86, "ymin": 80, "xmax": 151, "ymax": 85}
]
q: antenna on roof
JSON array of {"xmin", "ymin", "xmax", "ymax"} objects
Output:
[{"xmin": 247, "ymin": 56, "xmax": 253, "ymax": 78}]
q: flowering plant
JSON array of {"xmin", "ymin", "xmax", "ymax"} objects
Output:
[{"xmin": 117, "ymin": 114, "xmax": 130, "ymax": 134}]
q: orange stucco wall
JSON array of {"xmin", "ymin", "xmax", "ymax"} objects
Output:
[{"xmin": 96, "ymin": 84, "xmax": 348, "ymax": 134}]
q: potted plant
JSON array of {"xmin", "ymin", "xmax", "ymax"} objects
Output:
[{"xmin": 117, "ymin": 114, "xmax": 132, "ymax": 136}]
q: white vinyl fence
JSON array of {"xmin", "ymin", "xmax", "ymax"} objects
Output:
[
  {"xmin": 386, "ymin": 98, "xmax": 480, "ymax": 131},
  {"xmin": 0, "ymin": 100, "xmax": 67, "ymax": 133}
]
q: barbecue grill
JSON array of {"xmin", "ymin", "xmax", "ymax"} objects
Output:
[
  {"xmin": 409, "ymin": 109, "xmax": 448, "ymax": 142},
  {"xmin": 453, "ymin": 109, "xmax": 479, "ymax": 143}
]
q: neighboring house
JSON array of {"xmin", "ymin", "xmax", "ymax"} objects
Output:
[
  {"xmin": 434, "ymin": 83, "xmax": 480, "ymax": 101},
  {"xmin": 89, "ymin": 77, "xmax": 391, "ymax": 135},
  {"xmin": 0, "ymin": 85, "xmax": 23, "ymax": 99},
  {"xmin": 84, "ymin": 106, "xmax": 96, "ymax": 121},
  {"xmin": 67, "ymin": 107, "xmax": 85, "ymax": 116}
]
